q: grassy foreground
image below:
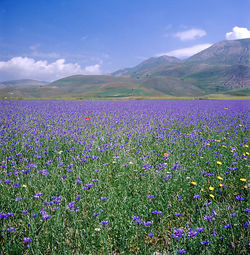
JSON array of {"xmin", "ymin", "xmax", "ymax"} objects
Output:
[{"xmin": 0, "ymin": 100, "xmax": 249, "ymax": 254}]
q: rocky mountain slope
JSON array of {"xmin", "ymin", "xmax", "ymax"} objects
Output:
[{"xmin": 0, "ymin": 38, "xmax": 249, "ymax": 98}]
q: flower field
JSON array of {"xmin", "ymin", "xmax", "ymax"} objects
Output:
[{"xmin": 0, "ymin": 100, "xmax": 249, "ymax": 254}]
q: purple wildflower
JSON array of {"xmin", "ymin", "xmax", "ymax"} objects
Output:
[
  {"xmin": 152, "ymin": 210, "xmax": 162, "ymax": 215},
  {"xmin": 23, "ymin": 237, "xmax": 32, "ymax": 247},
  {"xmin": 235, "ymin": 195, "xmax": 244, "ymax": 201},
  {"xmin": 172, "ymin": 228, "xmax": 185, "ymax": 240},
  {"xmin": 224, "ymin": 224, "xmax": 231, "ymax": 228},
  {"xmin": 148, "ymin": 232, "xmax": 154, "ymax": 237},
  {"xmin": 178, "ymin": 250, "xmax": 186, "ymax": 254},
  {"xmin": 175, "ymin": 212, "xmax": 182, "ymax": 217},
  {"xmin": 34, "ymin": 192, "xmax": 43, "ymax": 199},
  {"xmin": 201, "ymin": 241, "xmax": 210, "ymax": 245},
  {"xmin": 100, "ymin": 220, "xmax": 109, "ymax": 227},
  {"xmin": 7, "ymin": 227, "xmax": 15, "ymax": 232},
  {"xmin": 193, "ymin": 194, "xmax": 200, "ymax": 199},
  {"xmin": 144, "ymin": 221, "xmax": 153, "ymax": 227},
  {"xmin": 197, "ymin": 227, "xmax": 205, "ymax": 232}
]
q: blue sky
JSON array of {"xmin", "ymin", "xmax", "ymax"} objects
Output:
[{"xmin": 0, "ymin": 0, "xmax": 250, "ymax": 81}]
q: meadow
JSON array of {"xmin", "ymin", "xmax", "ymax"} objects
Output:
[{"xmin": 0, "ymin": 100, "xmax": 249, "ymax": 254}]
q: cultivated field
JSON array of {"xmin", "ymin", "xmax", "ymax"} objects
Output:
[{"xmin": 0, "ymin": 100, "xmax": 249, "ymax": 254}]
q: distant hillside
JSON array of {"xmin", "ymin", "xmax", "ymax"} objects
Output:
[
  {"xmin": 186, "ymin": 38, "xmax": 250, "ymax": 65},
  {"xmin": 1, "ymin": 79, "xmax": 48, "ymax": 88},
  {"xmin": 112, "ymin": 55, "xmax": 181, "ymax": 77},
  {"xmin": 1, "ymin": 38, "xmax": 249, "ymax": 99}
]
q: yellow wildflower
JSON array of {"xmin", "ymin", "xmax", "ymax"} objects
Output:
[
  {"xmin": 245, "ymin": 145, "xmax": 249, "ymax": 148},
  {"xmin": 201, "ymin": 188, "xmax": 204, "ymax": 192},
  {"xmin": 209, "ymin": 194, "xmax": 215, "ymax": 199},
  {"xmin": 224, "ymin": 108, "xmax": 228, "ymax": 110},
  {"xmin": 217, "ymin": 176, "xmax": 223, "ymax": 181},
  {"xmin": 246, "ymin": 152, "xmax": 249, "ymax": 155},
  {"xmin": 209, "ymin": 186, "xmax": 214, "ymax": 191},
  {"xmin": 217, "ymin": 161, "xmax": 222, "ymax": 165},
  {"xmin": 240, "ymin": 178, "xmax": 247, "ymax": 182},
  {"xmin": 216, "ymin": 140, "xmax": 221, "ymax": 142},
  {"xmin": 219, "ymin": 184, "xmax": 223, "ymax": 188},
  {"xmin": 222, "ymin": 145, "xmax": 227, "ymax": 148},
  {"xmin": 22, "ymin": 184, "xmax": 27, "ymax": 188},
  {"xmin": 244, "ymin": 186, "xmax": 247, "ymax": 189},
  {"xmin": 191, "ymin": 182, "xmax": 197, "ymax": 186},
  {"xmin": 239, "ymin": 124, "xmax": 242, "ymax": 127}
]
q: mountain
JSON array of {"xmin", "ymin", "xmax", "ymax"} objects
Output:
[
  {"xmin": 1, "ymin": 79, "xmax": 48, "ymax": 88},
  {"xmin": 186, "ymin": 38, "xmax": 250, "ymax": 65},
  {"xmin": 112, "ymin": 55, "xmax": 181, "ymax": 77},
  {"xmin": 0, "ymin": 38, "xmax": 249, "ymax": 99}
]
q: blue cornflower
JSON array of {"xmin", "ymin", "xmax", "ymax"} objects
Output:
[
  {"xmin": 100, "ymin": 220, "xmax": 109, "ymax": 227},
  {"xmin": 162, "ymin": 175, "xmax": 172, "ymax": 180},
  {"xmin": 152, "ymin": 210, "xmax": 162, "ymax": 215},
  {"xmin": 7, "ymin": 227, "xmax": 15, "ymax": 232},
  {"xmin": 178, "ymin": 249, "xmax": 186, "ymax": 254},
  {"xmin": 34, "ymin": 192, "xmax": 43, "ymax": 199},
  {"xmin": 86, "ymin": 183, "xmax": 94, "ymax": 188},
  {"xmin": 23, "ymin": 237, "xmax": 32, "ymax": 247},
  {"xmin": 147, "ymin": 194, "xmax": 155, "ymax": 200},
  {"xmin": 212, "ymin": 230, "xmax": 218, "ymax": 237},
  {"xmin": 197, "ymin": 227, "xmax": 205, "ymax": 232},
  {"xmin": 144, "ymin": 221, "xmax": 153, "ymax": 227},
  {"xmin": 175, "ymin": 213, "xmax": 182, "ymax": 217},
  {"xmin": 193, "ymin": 194, "xmax": 200, "ymax": 199},
  {"xmin": 203, "ymin": 215, "xmax": 212, "ymax": 222},
  {"xmin": 101, "ymin": 196, "xmax": 107, "ymax": 201},
  {"xmin": 244, "ymin": 221, "xmax": 249, "ymax": 228},
  {"xmin": 201, "ymin": 241, "xmax": 210, "ymax": 245},
  {"xmin": 172, "ymin": 228, "xmax": 184, "ymax": 240},
  {"xmin": 224, "ymin": 224, "xmax": 231, "ymax": 228},
  {"xmin": 42, "ymin": 214, "xmax": 51, "ymax": 220},
  {"xmin": 188, "ymin": 228, "xmax": 198, "ymax": 237},
  {"xmin": 135, "ymin": 219, "xmax": 142, "ymax": 224},
  {"xmin": 148, "ymin": 232, "xmax": 154, "ymax": 238},
  {"xmin": 235, "ymin": 195, "xmax": 244, "ymax": 201},
  {"xmin": 132, "ymin": 216, "xmax": 140, "ymax": 220}
]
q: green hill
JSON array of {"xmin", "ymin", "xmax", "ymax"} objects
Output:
[{"xmin": 1, "ymin": 38, "xmax": 249, "ymax": 99}]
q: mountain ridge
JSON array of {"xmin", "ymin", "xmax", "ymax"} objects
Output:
[{"xmin": 0, "ymin": 38, "xmax": 250, "ymax": 98}]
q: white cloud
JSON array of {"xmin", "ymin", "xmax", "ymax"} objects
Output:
[
  {"xmin": 0, "ymin": 57, "xmax": 101, "ymax": 81},
  {"xmin": 156, "ymin": 43, "xmax": 212, "ymax": 58},
  {"xmin": 226, "ymin": 26, "xmax": 250, "ymax": 40},
  {"xmin": 174, "ymin": 28, "xmax": 206, "ymax": 41},
  {"xmin": 84, "ymin": 64, "xmax": 100, "ymax": 74}
]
